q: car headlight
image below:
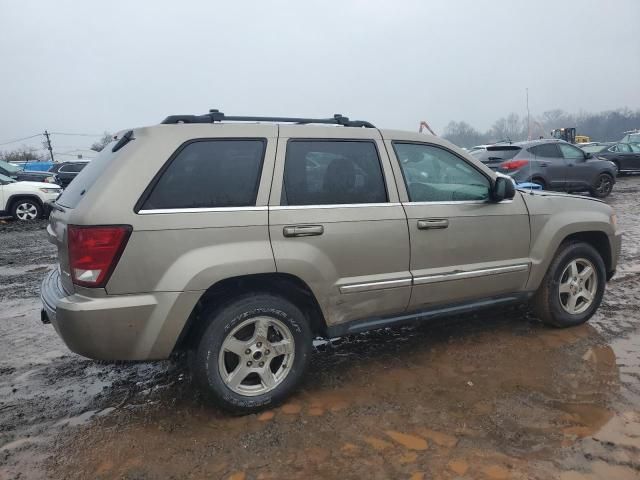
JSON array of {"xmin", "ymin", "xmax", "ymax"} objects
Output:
[{"xmin": 39, "ymin": 188, "xmax": 62, "ymax": 194}]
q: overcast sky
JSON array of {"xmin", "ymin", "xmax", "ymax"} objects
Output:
[{"xmin": 1, "ymin": 0, "xmax": 639, "ymax": 153}]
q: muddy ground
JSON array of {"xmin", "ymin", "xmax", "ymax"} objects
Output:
[{"xmin": 1, "ymin": 178, "xmax": 639, "ymax": 480}]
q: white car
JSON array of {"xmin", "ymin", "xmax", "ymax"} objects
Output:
[{"xmin": 0, "ymin": 173, "xmax": 62, "ymax": 221}]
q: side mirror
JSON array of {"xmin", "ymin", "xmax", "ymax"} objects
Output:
[
  {"xmin": 585, "ymin": 152, "xmax": 593, "ymax": 159},
  {"xmin": 491, "ymin": 176, "xmax": 516, "ymax": 202}
]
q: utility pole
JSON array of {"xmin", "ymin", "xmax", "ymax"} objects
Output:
[
  {"xmin": 43, "ymin": 130, "xmax": 54, "ymax": 162},
  {"xmin": 526, "ymin": 88, "xmax": 531, "ymax": 140}
]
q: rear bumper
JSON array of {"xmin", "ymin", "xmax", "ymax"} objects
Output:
[{"xmin": 40, "ymin": 269, "xmax": 201, "ymax": 361}]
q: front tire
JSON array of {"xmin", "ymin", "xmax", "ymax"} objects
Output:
[
  {"xmin": 11, "ymin": 199, "xmax": 42, "ymax": 221},
  {"xmin": 532, "ymin": 242, "xmax": 606, "ymax": 328},
  {"xmin": 192, "ymin": 293, "xmax": 312, "ymax": 414},
  {"xmin": 590, "ymin": 173, "xmax": 614, "ymax": 198}
]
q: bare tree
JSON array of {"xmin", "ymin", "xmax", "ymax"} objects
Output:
[
  {"xmin": 90, "ymin": 132, "xmax": 113, "ymax": 152},
  {"xmin": 0, "ymin": 147, "xmax": 44, "ymax": 163}
]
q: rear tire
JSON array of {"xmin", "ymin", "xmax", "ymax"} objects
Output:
[
  {"xmin": 590, "ymin": 173, "xmax": 614, "ymax": 198},
  {"xmin": 192, "ymin": 293, "xmax": 312, "ymax": 414},
  {"xmin": 532, "ymin": 242, "xmax": 606, "ymax": 328},
  {"xmin": 11, "ymin": 199, "xmax": 42, "ymax": 221}
]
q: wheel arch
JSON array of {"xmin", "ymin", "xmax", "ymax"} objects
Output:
[
  {"xmin": 7, "ymin": 194, "xmax": 44, "ymax": 210},
  {"xmin": 173, "ymin": 272, "xmax": 327, "ymax": 352},
  {"xmin": 527, "ymin": 225, "xmax": 615, "ymax": 291}
]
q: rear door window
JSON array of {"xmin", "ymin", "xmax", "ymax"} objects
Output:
[
  {"xmin": 282, "ymin": 140, "xmax": 387, "ymax": 205},
  {"xmin": 141, "ymin": 139, "xmax": 266, "ymax": 210}
]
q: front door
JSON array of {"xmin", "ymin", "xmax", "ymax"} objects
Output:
[
  {"xmin": 269, "ymin": 127, "xmax": 412, "ymax": 327},
  {"xmin": 386, "ymin": 139, "xmax": 531, "ymax": 310},
  {"xmin": 558, "ymin": 142, "xmax": 591, "ymax": 190}
]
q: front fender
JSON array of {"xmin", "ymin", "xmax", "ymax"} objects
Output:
[{"xmin": 525, "ymin": 209, "xmax": 616, "ymax": 291}]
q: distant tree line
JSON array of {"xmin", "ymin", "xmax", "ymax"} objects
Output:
[
  {"xmin": 442, "ymin": 108, "xmax": 640, "ymax": 148},
  {"xmin": 0, "ymin": 147, "xmax": 44, "ymax": 163}
]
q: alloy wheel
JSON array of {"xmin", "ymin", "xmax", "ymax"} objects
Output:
[
  {"xmin": 558, "ymin": 258, "xmax": 598, "ymax": 315},
  {"xmin": 218, "ymin": 316, "xmax": 295, "ymax": 396},
  {"xmin": 15, "ymin": 202, "xmax": 39, "ymax": 221}
]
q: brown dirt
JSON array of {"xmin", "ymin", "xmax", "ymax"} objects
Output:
[{"xmin": 1, "ymin": 178, "xmax": 640, "ymax": 479}]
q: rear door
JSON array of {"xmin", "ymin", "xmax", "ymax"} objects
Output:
[
  {"xmin": 528, "ymin": 143, "xmax": 567, "ymax": 189},
  {"xmin": 386, "ymin": 138, "xmax": 531, "ymax": 310},
  {"xmin": 557, "ymin": 143, "xmax": 591, "ymax": 189},
  {"xmin": 269, "ymin": 127, "xmax": 411, "ymax": 328}
]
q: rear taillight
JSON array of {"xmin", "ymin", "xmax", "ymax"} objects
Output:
[
  {"xmin": 500, "ymin": 159, "xmax": 529, "ymax": 170},
  {"xmin": 68, "ymin": 225, "xmax": 132, "ymax": 287}
]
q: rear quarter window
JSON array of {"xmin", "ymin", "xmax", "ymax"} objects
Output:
[
  {"xmin": 57, "ymin": 145, "xmax": 119, "ymax": 208},
  {"xmin": 140, "ymin": 139, "xmax": 266, "ymax": 210}
]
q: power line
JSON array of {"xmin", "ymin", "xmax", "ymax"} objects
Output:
[
  {"xmin": 50, "ymin": 132, "xmax": 104, "ymax": 137},
  {"xmin": 0, "ymin": 134, "xmax": 43, "ymax": 146}
]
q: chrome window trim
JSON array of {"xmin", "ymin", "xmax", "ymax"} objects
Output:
[
  {"xmin": 138, "ymin": 206, "xmax": 268, "ymax": 214},
  {"xmin": 403, "ymin": 199, "xmax": 513, "ymax": 206},
  {"xmin": 413, "ymin": 263, "xmax": 529, "ymax": 285},
  {"xmin": 339, "ymin": 278, "xmax": 412, "ymax": 294},
  {"xmin": 271, "ymin": 202, "xmax": 400, "ymax": 210}
]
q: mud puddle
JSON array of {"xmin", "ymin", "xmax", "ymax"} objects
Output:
[{"xmin": 0, "ymin": 177, "xmax": 639, "ymax": 479}]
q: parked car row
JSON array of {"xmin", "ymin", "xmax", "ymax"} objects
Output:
[
  {"xmin": 0, "ymin": 160, "xmax": 88, "ymax": 189},
  {"xmin": 0, "ymin": 160, "xmax": 88, "ymax": 221},
  {"xmin": 581, "ymin": 142, "xmax": 640, "ymax": 174},
  {"xmin": 470, "ymin": 139, "xmax": 618, "ymax": 197}
]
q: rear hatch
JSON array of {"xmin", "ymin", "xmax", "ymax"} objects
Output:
[
  {"xmin": 47, "ymin": 138, "xmax": 128, "ymax": 293},
  {"xmin": 471, "ymin": 145, "xmax": 521, "ymax": 170}
]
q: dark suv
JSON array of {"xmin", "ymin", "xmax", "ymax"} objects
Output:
[
  {"xmin": 473, "ymin": 140, "xmax": 617, "ymax": 198},
  {"xmin": 52, "ymin": 161, "xmax": 88, "ymax": 188}
]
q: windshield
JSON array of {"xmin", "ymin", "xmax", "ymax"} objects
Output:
[
  {"xmin": 0, "ymin": 160, "xmax": 21, "ymax": 174},
  {"xmin": 0, "ymin": 173, "xmax": 16, "ymax": 183}
]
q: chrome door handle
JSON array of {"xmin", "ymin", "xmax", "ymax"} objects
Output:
[
  {"xmin": 417, "ymin": 219, "xmax": 449, "ymax": 230},
  {"xmin": 283, "ymin": 225, "xmax": 324, "ymax": 237}
]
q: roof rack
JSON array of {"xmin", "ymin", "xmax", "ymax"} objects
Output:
[{"xmin": 161, "ymin": 109, "xmax": 375, "ymax": 128}]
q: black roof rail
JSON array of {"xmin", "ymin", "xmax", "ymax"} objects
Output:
[{"xmin": 161, "ymin": 110, "xmax": 375, "ymax": 128}]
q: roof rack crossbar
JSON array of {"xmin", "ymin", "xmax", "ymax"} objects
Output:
[{"xmin": 161, "ymin": 110, "xmax": 375, "ymax": 128}]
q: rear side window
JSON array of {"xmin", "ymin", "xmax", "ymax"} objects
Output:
[
  {"xmin": 60, "ymin": 163, "xmax": 86, "ymax": 173},
  {"xmin": 142, "ymin": 139, "xmax": 265, "ymax": 210},
  {"xmin": 528, "ymin": 143, "xmax": 562, "ymax": 159},
  {"xmin": 282, "ymin": 140, "xmax": 387, "ymax": 206}
]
